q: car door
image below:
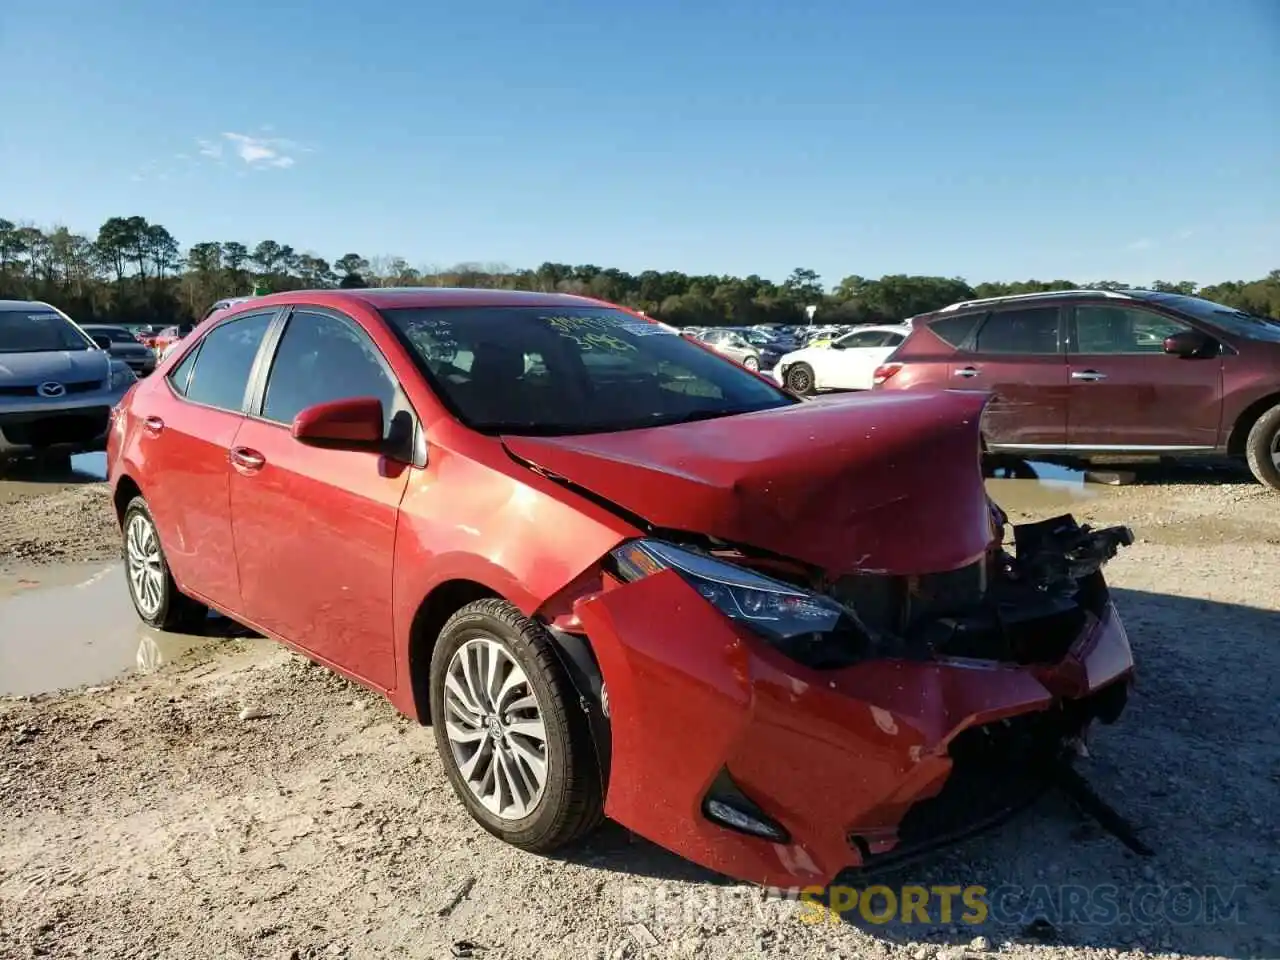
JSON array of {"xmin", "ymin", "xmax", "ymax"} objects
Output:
[
  {"xmin": 227, "ymin": 307, "xmax": 412, "ymax": 690},
  {"xmin": 1065, "ymin": 304, "xmax": 1223, "ymax": 449},
  {"xmin": 139, "ymin": 310, "xmax": 279, "ymax": 611},
  {"xmin": 949, "ymin": 305, "xmax": 1068, "ymax": 447},
  {"xmin": 822, "ymin": 329, "xmax": 904, "ymax": 390}
]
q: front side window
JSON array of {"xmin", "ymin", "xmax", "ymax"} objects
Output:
[
  {"xmin": 0, "ymin": 308, "xmax": 92, "ymax": 354},
  {"xmin": 838, "ymin": 330, "xmax": 891, "ymax": 349},
  {"xmin": 973, "ymin": 307, "xmax": 1061, "ymax": 355},
  {"xmin": 1074, "ymin": 306, "xmax": 1190, "ymax": 354},
  {"xmin": 182, "ymin": 312, "xmax": 275, "ymax": 412},
  {"xmin": 262, "ymin": 311, "xmax": 398, "ymax": 432},
  {"xmin": 383, "ymin": 305, "xmax": 795, "ymax": 435}
]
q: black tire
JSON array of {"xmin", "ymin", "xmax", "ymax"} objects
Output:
[
  {"xmin": 784, "ymin": 362, "xmax": 815, "ymax": 395},
  {"xmin": 1244, "ymin": 404, "xmax": 1280, "ymax": 491},
  {"xmin": 742, "ymin": 355, "xmax": 760, "ymax": 372},
  {"xmin": 429, "ymin": 599, "xmax": 604, "ymax": 853},
  {"xmin": 39, "ymin": 451, "xmax": 73, "ymax": 473},
  {"xmin": 121, "ymin": 496, "xmax": 209, "ymax": 631}
]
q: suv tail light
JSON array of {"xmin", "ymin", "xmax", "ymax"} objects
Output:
[{"xmin": 872, "ymin": 362, "xmax": 903, "ymax": 387}]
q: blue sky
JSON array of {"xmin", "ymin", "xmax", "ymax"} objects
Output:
[{"xmin": 3, "ymin": 0, "xmax": 1277, "ymax": 286}]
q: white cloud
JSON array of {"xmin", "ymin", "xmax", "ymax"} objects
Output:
[
  {"xmin": 220, "ymin": 131, "xmax": 305, "ymax": 169},
  {"xmin": 197, "ymin": 139, "xmax": 223, "ymax": 160},
  {"xmin": 1126, "ymin": 238, "xmax": 1154, "ymax": 251},
  {"xmin": 1173, "ymin": 228, "xmax": 1194, "ymax": 241}
]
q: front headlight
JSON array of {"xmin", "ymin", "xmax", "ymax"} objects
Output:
[
  {"xmin": 609, "ymin": 539, "xmax": 872, "ymax": 667},
  {"xmin": 108, "ymin": 361, "xmax": 137, "ymax": 390}
]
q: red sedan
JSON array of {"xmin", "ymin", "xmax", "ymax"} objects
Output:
[{"xmin": 105, "ymin": 288, "xmax": 1135, "ymax": 887}]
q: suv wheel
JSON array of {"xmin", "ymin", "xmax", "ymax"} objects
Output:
[
  {"xmin": 785, "ymin": 362, "xmax": 815, "ymax": 395},
  {"xmin": 430, "ymin": 599, "xmax": 603, "ymax": 853},
  {"xmin": 1244, "ymin": 403, "xmax": 1280, "ymax": 491},
  {"xmin": 121, "ymin": 497, "xmax": 209, "ymax": 630}
]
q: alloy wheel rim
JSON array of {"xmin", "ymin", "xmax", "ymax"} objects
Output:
[
  {"xmin": 744, "ymin": 357, "xmax": 759, "ymax": 371},
  {"xmin": 789, "ymin": 369, "xmax": 811, "ymax": 392},
  {"xmin": 443, "ymin": 637, "xmax": 548, "ymax": 820},
  {"xmin": 126, "ymin": 514, "xmax": 165, "ymax": 617}
]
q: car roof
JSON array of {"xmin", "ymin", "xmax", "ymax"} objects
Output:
[
  {"xmin": 241, "ymin": 287, "xmax": 608, "ymax": 312},
  {"xmin": 0, "ymin": 299, "xmax": 55, "ymax": 311}
]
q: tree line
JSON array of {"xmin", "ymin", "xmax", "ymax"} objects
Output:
[{"xmin": 2, "ymin": 215, "xmax": 1277, "ymax": 329}]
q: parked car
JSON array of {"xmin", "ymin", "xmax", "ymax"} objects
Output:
[
  {"xmin": 872, "ymin": 288, "xmax": 1280, "ymax": 490},
  {"xmin": 774, "ymin": 323, "xmax": 911, "ymax": 394},
  {"xmin": 0, "ymin": 300, "xmax": 137, "ymax": 467},
  {"xmin": 81, "ymin": 323, "xmax": 158, "ymax": 377},
  {"xmin": 107, "ymin": 288, "xmax": 1137, "ymax": 886},
  {"xmin": 147, "ymin": 323, "xmax": 195, "ymax": 355},
  {"xmin": 694, "ymin": 328, "xmax": 763, "ymax": 371}
]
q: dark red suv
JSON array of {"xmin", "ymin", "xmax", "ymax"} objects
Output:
[{"xmin": 872, "ymin": 289, "xmax": 1280, "ymax": 489}]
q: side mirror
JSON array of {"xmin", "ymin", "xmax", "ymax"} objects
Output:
[
  {"xmin": 1163, "ymin": 330, "xmax": 1214, "ymax": 359},
  {"xmin": 91, "ymin": 335, "xmax": 113, "ymax": 351},
  {"xmin": 291, "ymin": 396, "xmax": 384, "ymax": 449}
]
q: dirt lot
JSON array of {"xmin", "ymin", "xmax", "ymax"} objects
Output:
[{"xmin": 1, "ymin": 465, "xmax": 1278, "ymax": 960}]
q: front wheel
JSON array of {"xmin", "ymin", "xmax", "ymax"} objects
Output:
[
  {"xmin": 784, "ymin": 362, "xmax": 816, "ymax": 395},
  {"xmin": 429, "ymin": 599, "xmax": 603, "ymax": 853},
  {"xmin": 121, "ymin": 497, "xmax": 208, "ymax": 631},
  {"xmin": 742, "ymin": 355, "xmax": 760, "ymax": 372},
  {"xmin": 1244, "ymin": 404, "xmax": 1280, "ymax": 491}
]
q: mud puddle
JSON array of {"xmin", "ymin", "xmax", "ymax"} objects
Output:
[
  {"xmin": 0, "ymin": 452, "xmax": 106, "ymax": 504},
  {"xmin": 0, "ymin": 562, "xmax": 245, "ymax": 697}
]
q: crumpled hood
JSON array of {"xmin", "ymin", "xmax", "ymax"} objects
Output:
[
  {"xmin": 502, "ymin": 389, "xmax": 995, "ymax": 576},
  {"xmin": 0, "ymin": 349, "xmax": 110, "ymax": 387}
]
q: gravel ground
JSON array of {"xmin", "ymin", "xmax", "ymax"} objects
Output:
[{"xmin": 1, "ymin": 468, "xmax": 1278, "ymax": 959}]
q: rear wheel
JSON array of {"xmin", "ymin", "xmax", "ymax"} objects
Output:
[
  {"xmin": 121, "ymin": 496, "xmax": 208, "ymax": 631},
  {"xmin": 785, "ymin": 362, "xmax": 815, "ymax": 395},
  {"xmin": 429, "ymin": 599, "xmax": 603, "ymax": 853},
  {"xmin": 1244, "ymin": 404, "xmax": 1280, "ymax": 491},
  {"xmin": 742, "ymin": 355, "xmax": 760, "ymax": 372}
]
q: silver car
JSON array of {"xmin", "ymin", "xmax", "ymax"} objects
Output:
[{"xmin": 0, "ymin": 300, "xmax": 137, "ymax": 467}]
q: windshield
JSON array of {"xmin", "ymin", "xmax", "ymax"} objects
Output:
[
  {"xmin": 0, "ymin": 308, "xmax": 92, "ymax": 354},
  {"xmin": 1140, "ymin": 293, "xmax": 1280, "ymax": 344},
  {"xmin": 382, "ymin": 305, "xmax": 796, "ymax": 435},
  {"xmin": 87, "ymin": 326, "xmax": 139, "ymax": 344}
]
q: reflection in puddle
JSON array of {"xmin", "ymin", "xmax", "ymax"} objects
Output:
[{"xmin": 0, "ymin": 564, "xmax": 222, "ymax": 696}]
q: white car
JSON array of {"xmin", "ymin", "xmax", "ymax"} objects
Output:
[{"xmin": 773, "ymin": 323, "xmax": 911, "ymax": 394}]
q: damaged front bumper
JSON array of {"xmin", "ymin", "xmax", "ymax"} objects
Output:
[{"xmin": 570, "ymin": 513, "xmax": 1137, "ymax": 888}]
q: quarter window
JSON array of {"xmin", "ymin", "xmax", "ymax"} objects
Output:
[
  {"xmin": 1074, "ymin": 306, "xmax": 1190, "ymax": 354},
  {"xmin": 928, "ymin": 313, "xmax": 984, "ymax": 349},
  {"xmin": 973, "ymin": 307, "xmax": 1061, "ymax": 355},
  {"xmin": 182, "ymin": 312, "xmax": 274, "ymax": 411},
  {"xmin": 261, "ymin": 311, "xmax": 399, "ymax": 432}
]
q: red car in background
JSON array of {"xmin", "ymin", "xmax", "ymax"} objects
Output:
[
  {"xmin": 872, "ymin": 288, "xmax": 1280, "ymax": 490},
  {"xmin": 106, "ymin": 288, "xmax": 1136, "ymax": 886}
]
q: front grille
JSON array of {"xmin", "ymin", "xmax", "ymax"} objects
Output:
[
  {"xmin": 0, "ymin": 408, "xmax": 110, "ymax": 446},
  {"xmin": 0, "ymin": 379, "xmax": 104, "ymax": 398},
  {"xmin": 828, "ymin": 561, "xmax": 987, "ymax": 635}
]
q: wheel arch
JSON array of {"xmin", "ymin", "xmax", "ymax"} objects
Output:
[
  {"xmin": 112, "ymin": 473, "xmax": 144, "ymax": 527},
  {"xmin": 1227, "ymin": 391, "xmax": 1280, "ymax": 457},
  {"xmin": 407, "ymin": 578, "xmax": 501, "ymax": 723}
]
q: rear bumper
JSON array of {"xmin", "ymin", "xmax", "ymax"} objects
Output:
[{"xmin": 575, "ymin": 569, "xmax": 1134, "ymax": 888}]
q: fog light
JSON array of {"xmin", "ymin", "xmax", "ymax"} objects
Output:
[{"xmin": 702, "ymin": 769, "xmax": 790, "ymax": 843}]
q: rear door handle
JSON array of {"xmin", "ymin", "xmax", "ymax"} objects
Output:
[
  {"xmin": 1071, "ymin": 370, "xmax": 1107, "ymax": 381},
  {"xmin": 143, "ymin": 416, "xmax": 164, "ymax": 435},
  {"xmin": 953, "ymin": 367, "xmax": 980, "ymax": 378},
  {"xmin": 229, "ymin": 446, "xmax": 266, "ymax": 473}
]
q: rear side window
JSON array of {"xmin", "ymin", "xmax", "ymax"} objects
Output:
[
  {"xmin": 182, "ymin": 312, "xmax": 275, "ymax": 412},
  {"xmin": 927, "ymin": 313, "xmax": 984, "ymax": 349},
  {"xmin": 168, "ymin": 345, "xmax": 200, "ymax": 396},
  {"xmin": 262, "ymin": 310, "xmax": 399, "ymax": 433},
  {"xmin": 973, "ymin": 307, "xmax": 1061, "ymax": 355}
]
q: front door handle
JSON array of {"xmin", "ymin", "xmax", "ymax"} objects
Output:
[
  {"xmin": 143, "ymin": 416, "xmax": 164, "ymax": 436},
  {"xmin": 953, "ymin": 366, "xmax": 980, "ymax": 378},
  {"xmin": 1071, "ymin": 370, "xmax": 1107, "ymax": 382},
  {"xmin": 229, "ymin": 446, "xmax": 266, "ymax": 473}
]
